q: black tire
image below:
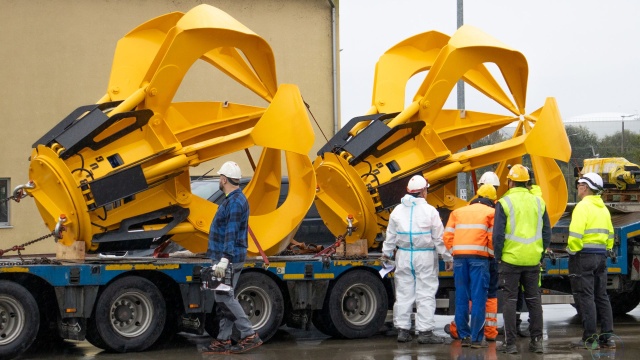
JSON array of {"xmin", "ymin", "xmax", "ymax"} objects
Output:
[
  {"xmin": 235, "ymin": 272, "xmax": 284, "ymax": 342},
  {"xmin": 204, "ymin": 308, "xmax": 220, "ymax": 338},
  {"xmin": 319, "ymin": 270, "xmax": 388, "ymax": 339},
  {"xmin": 0, "ymin": 280, "xmax": 40, "ymax": 359},
  {"xmin": 608, "ymin": 284, "xmax": 640, "ymax": 316},
  {"xmin": 87, "ymin": 276, "xmax": 166, "ymax": 352},
  {"xmin": 311, "ymin": 310, "xmax": 335, "ymax": 336}
]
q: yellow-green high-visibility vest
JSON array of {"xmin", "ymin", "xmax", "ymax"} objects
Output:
[{"xmin": 498, "ymin": 187, "xmax": 545, "ymax": 266}]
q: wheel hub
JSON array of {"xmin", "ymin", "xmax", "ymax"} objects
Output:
[
  {"xmin": 114, "ymin": 303, "xmax": 134, "ymax": 323},
  {"xmin": 238, "ymin": 295, "xmax": 255, "ymax": 316},
  {"xmin": 343, "ymin": 293, "xmax": 359, "ymax": 314}
]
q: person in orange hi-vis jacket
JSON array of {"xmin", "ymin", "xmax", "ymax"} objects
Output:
[
  {"xmin": 443, "ymin": 183, "xmax": 497, "ymax": 348},
  {"xmin": 445, "ymin": 175, "xmax": 500, "ymax": 344}
]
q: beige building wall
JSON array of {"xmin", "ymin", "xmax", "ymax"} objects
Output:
[{"xmin": 0, "ymin": 0, "xmax": 340, "ymax": 254}]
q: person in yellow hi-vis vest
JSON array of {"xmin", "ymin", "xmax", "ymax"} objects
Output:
[
  {"xmin": 568, "ymin": 173, "xmax": 615, "ymax": 350},
  {"xmin": 493, "ymin": 164, "xmax": 550, "ymax": 354}
]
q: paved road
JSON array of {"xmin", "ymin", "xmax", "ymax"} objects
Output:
[{"xmin": 20, "ymin": 304, "xmax": 634, "ymax": 359}]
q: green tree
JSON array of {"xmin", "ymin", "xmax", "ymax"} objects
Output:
[
  {"xmin": 597, "ymin": 130, "xmax": 640, "ymax": 164},
  {"xmin": 562, "ymin": 125, "xmax": 600, "ymax": 202}
]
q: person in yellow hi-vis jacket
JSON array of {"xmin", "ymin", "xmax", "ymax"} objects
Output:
[
  {"xmin": 493, "ymin": 164, "xmax": 550, "ymax": 355},
  {"xmin": 567, "ymin": 173, "xmax": 616, "ymax": 350}
]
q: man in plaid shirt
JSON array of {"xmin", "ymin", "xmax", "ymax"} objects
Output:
[{"xmin": 203, "ymin": 161, "xmax": 262, "ymax": 354}]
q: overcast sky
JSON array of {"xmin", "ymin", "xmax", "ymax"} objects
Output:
[{"xmin": 339, "ymin": 0, "xmax": 640, "ymax": 125}]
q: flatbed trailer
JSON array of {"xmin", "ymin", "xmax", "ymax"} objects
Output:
[{"xmin": 0, "ymin": 252, "xmax": 414, "ymax": 358}]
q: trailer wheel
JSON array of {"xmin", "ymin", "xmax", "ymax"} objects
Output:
[
  {"xmin": 320, "ymin": 270, "xmax": 387, "ymax": 338},
  {"xmin": 609, "ymin": 284, "xmax": 640, "ymax": 316},
  {"xmin": 0, "ymin": 281, "xmax": 39, "ymax": 359},
  {"xmin": 87, "ymin": 276, "xmax": 166, "ymax": 352},
  {"xmin": 311, "ymin": 310, "xmax": 334, "ymax": 336},
  {"xmin": 235, "ymin": 272, "xmax": 284, "ymax": 342}
]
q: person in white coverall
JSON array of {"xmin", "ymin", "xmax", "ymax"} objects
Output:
[{"xmin": 382, "ymin": 175, "xmax": 453, "ymax": 344}]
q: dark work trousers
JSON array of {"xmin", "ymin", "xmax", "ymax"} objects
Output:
[
  {"xmin": 498, "ymin": 262, "xmax": 543, "ymax": 345},
  {"xmin": 214, "ymin": 262, "xmax": 255, "ymax": 340},
  {"xmin": 568, "ymin": 253, "xmax": 614, "ymax": 342}
]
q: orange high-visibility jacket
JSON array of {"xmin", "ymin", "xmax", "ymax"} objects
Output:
[{"xmin": 444, "ymin": 202, "xmax": 495, "ymax": 257}]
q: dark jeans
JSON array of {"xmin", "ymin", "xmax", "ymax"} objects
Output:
[
  {"xmin": 498, "ymin": 262, "xmax": 543, "ymax": 345},
  {"xmin": 569, "ymin": 253, "xmax": 614, "ymax": 342}
]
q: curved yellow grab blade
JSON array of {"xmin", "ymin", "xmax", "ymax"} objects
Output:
[
  {"xmin": 251, "ymin": 84, "xmax": 315, "ymax": 155},
  {"xmin": 247, "ymin": 151, "xmax": 316, "ymax": 256},
  {"xmin": 531, "ymin": 156, "xmax": 568, "ymax": 227},
  {"xmin": 372, "ymin": 31, "xmax": 450, "ymax": 114},
  {"xmin": 524, "ymin": 98, "xmax": 571, "ymax": 163},
  {"xmin": 413, "ymin": 24, "xmax": 528, "ymax": 125},
  {"xmin": 108, "ymin": 12, "xmax": 185, "ymax": 101}
]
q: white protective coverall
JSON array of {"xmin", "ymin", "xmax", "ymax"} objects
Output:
[{"xmin": 383, "ymin": 194, "xmax": 452, "ymax": 332}]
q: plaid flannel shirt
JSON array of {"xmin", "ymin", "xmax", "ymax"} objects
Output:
[{"xmin": 207, "ymin": 188, "xmax": 249, "ymax": 263}]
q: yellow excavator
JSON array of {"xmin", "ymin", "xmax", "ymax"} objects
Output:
[{"xmin": 20, "ymin": 4, "xmax": 571, "ymax": 258}]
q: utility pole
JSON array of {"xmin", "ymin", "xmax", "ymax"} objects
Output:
[
  {"xmin": 456, "ymin": 0, "xmax": 468, "ymax": 200},
  {"xmin": 456, "ymin": 0, "xmax": 465, "ymax": 113}
]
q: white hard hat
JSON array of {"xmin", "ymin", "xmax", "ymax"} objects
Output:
[
  {"xmin": 478, "ymin": 171, "xmax": 500, "ymax": 187},
  {"xmin": 217, "ymin": 161, "xmax": 241, "ymax": 179},
  {"xmin": 578, "ymin": 172, "xmax": 604, "ymax": 191},
  {"xmin": 407, "ymin": 175, "xmax": 429, "ymax": 193}
]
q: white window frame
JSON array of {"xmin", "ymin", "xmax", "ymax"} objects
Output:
[{"xmin": 0, "ymin": 178, "xmax": 9, "ymax": 227}]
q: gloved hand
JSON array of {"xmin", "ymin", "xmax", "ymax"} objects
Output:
[
  {"xmin": 445, "ymin": 261, "xmax": 453, "ymax": 272},
  {"xmin": 213, "ymin": 258, "xmax": 229, "ymax": 278},
  {"xmin": 379, "ymin": 252, "xmax": 393, "ymax": 264}
]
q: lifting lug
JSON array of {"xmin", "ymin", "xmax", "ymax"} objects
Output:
[
  {"xmin": 11, "ymin": 181, "xmax": 35, "ymax": 203},
  {"xmin": 54, "ymin": 214, "xmax": 67, "ymax": 242}
]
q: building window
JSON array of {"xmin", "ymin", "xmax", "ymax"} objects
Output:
[{"xmin": 0, "ymin": 179, "xmax": 9, "ymax": 226}]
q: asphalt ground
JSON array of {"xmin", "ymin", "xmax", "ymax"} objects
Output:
[{"xmin": 19, "ymin": 304, "xmax": 633, "ymax": 359}]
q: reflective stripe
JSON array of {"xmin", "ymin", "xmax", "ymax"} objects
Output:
[
  {"xmin": 451, "ymin": 245, "xmax": 494, "ymax": 255},
  {"xmin": 398, "ymin": 247, "xmax": 435, "ymax": 252},
  {"xmin": 609, "ymin": 234, "xmax": 614, "ymax": 239},
  {"xmin": 444, "ymin": 227, "xmax": 455, "ymax": 233},
  {"xmin": 485, "ymin": 312, "xmax": 497, "ymax": 318},
  {"xmin": 397, "ymin": 231, "xmax": 431, "ymax": 235},
  {"xmin": 486, "ymin": 321, "xmax": 498, "ymax": 326},
  {"xmin": 502, "ymin": 196, "xmax": 543, "ymax": 244},
  {"xmin": 569, "ymin": 231, "xmax": 583, "ymax": 239},
  {"xmin": 583, "ymin": 243, "xmax": 607, "ymax": 249},
  {"xmin": 585, "ymin": 228, "xmax": 611, "ymax": 235},
  {"xmin": 455, "ymin": 224, "xmax": 489, "ymax": 231}
]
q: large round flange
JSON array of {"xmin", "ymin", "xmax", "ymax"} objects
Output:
[
  {"xmin": 28, "ymin": 146, "xmax": 92, "ymax": 247},
  {"xmin": 313, "ymin": 153, "xmax": 378, "ymax": 247}
]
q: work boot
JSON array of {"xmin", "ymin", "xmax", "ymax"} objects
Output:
[
  {"xmin": 529, "ymin": 336, "xmax": 543, "ymax": 353},
  {"xmin": 498, "ymin": 342, "xmax": 518, "ymax": 354},
  {"xmin": 460, "ymin": 337, "xmax": 471, "ymax": 347},
  {"xmin": 417, "ymin": 330, "xmax": 445, "ymax": 344},
  {"xmin": 599, "ymin": 339, "xmax": 616, "ymax": 349},
  {"xmin": 228, "ymin": 333, "xmax": 263, "ymax": 354},
  {"xmin": 443, "ymin": 324, "xmax": 457, "ymax": 339},
  {"xmin": 471, "ymin": 339, "xmax": 488, "ymax": 348},
  {"xmin": 397, "ymin": 329, "xmax": 413, "ymax": 343},
  {"xmin": 202, "ymin": 338, "xmax": 231, "ymax": 354},
  {"xmin": 569, "ymin": 338, "xmax": 599, "ymax": 350}
]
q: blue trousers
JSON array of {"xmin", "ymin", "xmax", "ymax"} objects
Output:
[{"xmin": 454, "ymin": 257, "xmax": 490, "ymax": 342}]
